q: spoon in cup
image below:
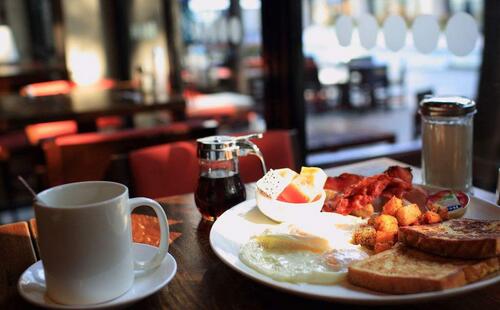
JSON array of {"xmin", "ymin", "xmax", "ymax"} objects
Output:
[{"xmin": 18, "ymin": 176, "xmax": 47, "ymax": 205}]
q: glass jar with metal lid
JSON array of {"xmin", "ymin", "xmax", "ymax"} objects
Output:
[
  {"xmin": 195, "ymin": 133, "xmax": 267, "ymax": 221},
  {"xmin": 419, "ymin": 96, "xmax": 477, "ymax": 192}
]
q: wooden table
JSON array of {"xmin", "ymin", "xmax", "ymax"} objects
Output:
[
  {"xmin": 0, "ymin": 63, "xmax": 68, "ymax": 95},
  {"xmin": 1, "ymin": 159, "xmax": 498, "ymax": 309},
  {"xmin": 0, "ymin": 88, "xmax": 186, "ymax": 132}
]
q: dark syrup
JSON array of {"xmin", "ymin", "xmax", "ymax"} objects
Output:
[{"xmin": 194, "ymin": 170, "xmax": 246, "ymax": 221}]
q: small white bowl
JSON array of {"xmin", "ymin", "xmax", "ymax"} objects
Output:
[{"xmin": 256, "ymin": 189, "xmax": 326, "ymax": 223}]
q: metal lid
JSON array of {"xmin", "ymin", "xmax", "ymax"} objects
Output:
[
  {"xmin": 197, "ymin": 135, "xmax": 238, "ymax": 161},
  {"xmin": 419, "ymin": 96, "xmax": 476, "ymax": 117}
]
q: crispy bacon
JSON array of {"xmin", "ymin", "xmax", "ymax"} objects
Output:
[
  {"xmin": 381, "ymin": 166, "xmax": 414, "ymax": 199},
  {"xmin": 381, "ymin": 178, "xmax": 413, "ymax": 199},
  {"xmin": 402, "ymin": 187, "xmax": 428, "ymax": 210},
  {"xmin": 384, "ymin": 166, "xmax": 413, "ymax": 184},
  {"xmin": 336, "ymin": 175, "xmax": 391, "ymax": 215},
  {"xmin": 324, "ymin": 173, "xmax": 364, "ymax": 192},
  {"xmin": 344, "ymin": 174, "xmax": 391, "ymax": 197},
  {"xmin": 322, "ymin": 165, "xmax": 419, "ymax": 217}
]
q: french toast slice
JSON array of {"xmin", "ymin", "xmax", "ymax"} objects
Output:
[
  {"xmin": 399, "ymin": 219, "xmax": 500, "ymax": 259},
  {"xmin": 347, "ymin": 244, "xmax": 500, "ymax": 294}
]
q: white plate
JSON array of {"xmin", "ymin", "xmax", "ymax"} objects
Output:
[
  {"xmin": 18, "ymin": 243, "xmax": 177, "ymax": 309},
  {"xmin": 209, "ymin": 195, "xmax": 500, "ymax": 305}
]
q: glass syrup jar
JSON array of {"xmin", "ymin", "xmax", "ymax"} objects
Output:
[
  {"xmin": 419, "ymin": 96, "xmax": 477, "ymax": 192},
  {"xmin": 195, "ymin": 134, "xmax": 267, "ymax": 221}
]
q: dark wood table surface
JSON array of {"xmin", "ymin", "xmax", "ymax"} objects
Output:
[
  {"xmin": 0, "ymin": 88, "xmax": 186, "ymax": 132},
  {"xmin": 0, "ymin": 63, "xmax": 68, "ymax": 95},
  {"xmin": 1, "ymin": 190, "xmax": 499, "ymax": 309}
]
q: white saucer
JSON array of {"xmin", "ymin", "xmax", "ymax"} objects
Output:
[{"xmin": 18, "ymin": 243, "xmax": 177, "ymax": 309}]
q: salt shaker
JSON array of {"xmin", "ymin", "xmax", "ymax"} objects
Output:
[{"xmin": 419, "ymin": 96, "xmax": 476, "ymax": 192}]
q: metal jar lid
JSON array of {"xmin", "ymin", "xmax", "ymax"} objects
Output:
[
  {"xmin": 197, "ymin": 135, "xmax": 238, "ymax": 161},
  {"xmin": 419, "ymin": 96, "xmax": 476, "ymax": 117}
]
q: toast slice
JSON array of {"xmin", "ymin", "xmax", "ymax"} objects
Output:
[
  {"xmin": 348, "ymin": 244, "xmax": 500, "ymax": 294},
  {"xmin": 399, "ymin": 219, "xmax": 500, "ymax": 259}
]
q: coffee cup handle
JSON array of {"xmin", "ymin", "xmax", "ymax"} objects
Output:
[{"xmin": 128, "ymin": 197, "xmax": 169, "ymax": 272}]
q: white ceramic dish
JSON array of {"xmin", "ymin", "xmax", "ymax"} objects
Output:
[
  {"xmin": 256, "ymin": 189, "xmax": 326, "ymax": 222},
  {"xmin": 209, "ymin": 193, "xmax": 500, "ymax": 305},
  {"xmin": 18, "ymin": 243, "xmax": 177, "ymax": 309}
]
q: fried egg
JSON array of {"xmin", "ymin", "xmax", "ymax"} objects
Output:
[{"xmin": 239, "ymin": 215, "xmax": 369, "ymax": 284}]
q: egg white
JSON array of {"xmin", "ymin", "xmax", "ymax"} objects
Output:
[{"xmin": 239, "ymin": 215, "xmax": 369, "ymax": 285}]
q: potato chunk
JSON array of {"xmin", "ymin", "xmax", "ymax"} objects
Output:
[
  {"xmin": 427, "ymin": 203, "xmax": 449, "ymax": 221},
  {"xmin": 395, "ymin": 204, "xmax": 422, "ymax": 226},
  {"xmin": 375, "ymin": 230, "xmax": 397, "ymax": 244},
  {"xmin": 373, "ymin": 214, "xmax": 399, "ymax": 234},
  {"xmin": 353, "ymin": 225, "xmax": 376, "ymax": 248},
  {"xmin": 382, "ymin": 196, "xmax": 403, "ymax": 216},
  {"xmin": 420, "ymin": 211, "xmax": 442, "ymax": 224}
]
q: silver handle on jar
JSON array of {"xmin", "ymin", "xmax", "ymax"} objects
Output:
[
  {"xmin": 236, "ymin": 134, "xmax": 267, "ymax": 176},
  {"xmin": 234, "ymin": 133, "xmax": 263, "ymax": 142}
]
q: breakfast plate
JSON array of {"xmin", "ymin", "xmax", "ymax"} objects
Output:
[{"xmin": 209, "ymin": 194, "xmax": 500, "ymax": 305}]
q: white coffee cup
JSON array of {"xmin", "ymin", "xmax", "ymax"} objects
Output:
[{"xmin": 34, "ymin": 181, "xmax": 169, "ymax": 305}]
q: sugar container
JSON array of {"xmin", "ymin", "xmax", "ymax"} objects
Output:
[{"xmin": 420, "ymin": 96, "xmax": 476, "ymax": 192}]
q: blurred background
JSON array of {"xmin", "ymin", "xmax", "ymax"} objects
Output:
[{"xmin": 0, "ymin": 0, "xmax": 498, "ymax": 222}]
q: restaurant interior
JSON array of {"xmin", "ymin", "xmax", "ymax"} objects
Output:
[
  {"xmin": 1, "ymin": 0, "xmax": 500, "ymax": 308},
  {"xmin": 1, "ymin": 0, "xmax": 497, "ymax": 222}
]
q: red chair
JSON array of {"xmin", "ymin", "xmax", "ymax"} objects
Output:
[
  {"xmin": 25, "ymin": 120, "xmax": 78, "ymax": 145},
  {"xmin": 19, "ymin": 80, "xmax": 74, "ymax": 97},
  {"xmin": 20, "ymin": 79, "xmax": 124, "ymax": 134},
  {"xmin": 95, "ymin": 117, "xmax": 125, "ymax": 132},
  {"xmin": 23, "ymin": 120, "xmax": 79, "ymax": 197},
  {"xmin": 19, "ymin": 81, "xmax": 79, "ymax": 144},
  {"xmin": 130, "ymin": 141, "xmax": 199, "ymax": 198},
  {"xmin": 129, "ymin": 129, "xmax": 298, "ymax": 199},
  {"xmin": 238, "ymin": 130, "xmax": 299, "ymax": 183},
  {"xmin": 42, "ymin": 120, "xmax": 217, "ymax": 187},
  {"xmin": 19, "ymin": 79, "xmax": 116, "ymax": 97}
]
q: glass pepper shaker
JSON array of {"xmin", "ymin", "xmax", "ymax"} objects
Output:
[{"xmin": 419, "ymin": 96, "xmax": 477, "ymax": 192}]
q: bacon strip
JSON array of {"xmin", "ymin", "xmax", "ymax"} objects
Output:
[
  {"xmin": 322, "ymin": 166, "xmax": 417, "ymax": 216},
  {"xmin": 384, "ymin": 166, "xmax": 413, "ymax": 184},
  {"xmin": 324, "ymin": 173, "xmax": 364, "ymax": 192}
]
